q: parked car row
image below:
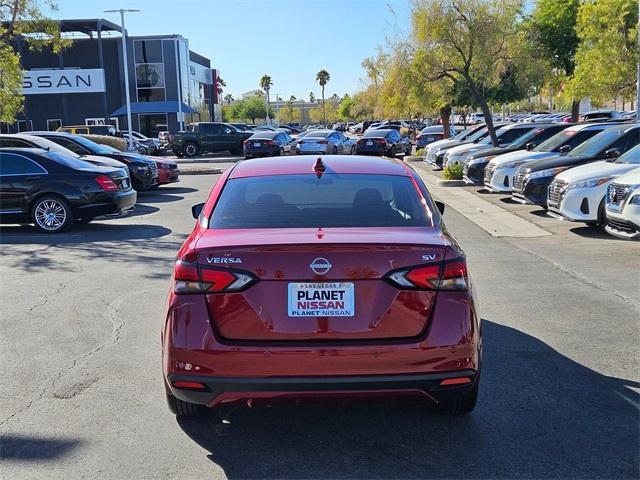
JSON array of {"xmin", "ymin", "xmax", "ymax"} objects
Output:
[
  {"xmin": 424, "ymin": 121, "xmax": 640, "ymax": 239},
  {"xmin": 0, "ymin": 132, "xmax": 180, "ymax": 233}
]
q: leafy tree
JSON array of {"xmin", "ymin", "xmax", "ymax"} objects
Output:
[
  {"xmin": 411, "ymin": 0, "xmax": 526, "ymax": 146},
  {"xmin": 528, "ymin": 0, "xmax": 581, "ymax": 120},
  {"xmin": 571, "ymin": 0, "xmax": 638, "ymax": 105},
  {"xmin": 316, "ymin": 69, "xmax": 330, "ymax": 123},
  {"xmin": 259, "ymin": 74, "xmax": 272, "ymax": 121},
  {"xmin": 0, "ymin": 0, "xmax": 70, "ymax": 122},
  {"xmin": 336, "ymin": 94, "xmax": 354, "ymax": 121},
  {"xmin": 245, "ymin": 97, "xmax": 268, "ymax": 123}
]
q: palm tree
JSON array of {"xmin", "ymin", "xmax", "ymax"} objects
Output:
[
  {"xmin": 309, "ymin": 92, "xmax": 315, "ymax": 103},
  {"xmin": 315, "ymin": 69, "xmax": 330, "ymax": 124},
  {"xmin": 259, "ymin": 74, "xmax": 273, "ymax": 123},
  {"xmin": 223, "ymin": 94, "xmax": 234, "ymax": 105}
]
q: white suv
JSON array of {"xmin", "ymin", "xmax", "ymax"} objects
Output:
[
  {"xmin": 605, "ymin": 168, "xmax": 640, "ymax": 239},
  {"xmin": 547, "ymin": 145, "xmax": 640, "ymax": 225}
]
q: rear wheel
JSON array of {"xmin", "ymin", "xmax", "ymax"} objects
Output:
[
  {"xmin": 279, "ymin": 147, "xmax": 285, "ymax": 156},
  {"xmin": 332, "ymin": 146, "xmax": 338, "ymax": 154},
  {"xmin": 229, "ymin": 147, "xmax": 242, "ymax": 156},
  {"xmin": 183, "ymin": 142, "xmax": 199, "ymax": 158},
  {"xmin": 351, "ymin": 145, "xmax": 356, "ymax": 155},
  {"xmin": 166, "ymin": 393, "xmax": 206, "ymax": 417},
  {"xmin": 388, "ymin": 146, "xmax": 397, "ymax": 158},
  {"xmin": 434, "ymin": 378, "xmax": 479, "ymax": 415},
  {"xmin": 31, "ymin": 195, "xmax": 73, "ymax": 233}
]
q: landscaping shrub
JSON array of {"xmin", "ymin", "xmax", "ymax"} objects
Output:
[
  {"xmin": 81, "ymin": 134, "xmax": 126, "ymax": 151},
  {"xmin": 415, "ymin": 148, "xmax": 425, "ymax": 156},
  {"xmin": 443, "ymin": 163, "xmax": 463, "ymax": 180}
]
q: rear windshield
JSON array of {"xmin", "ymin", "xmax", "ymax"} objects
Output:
[
  {"xmin": 364, "ymin": 129, "xmax": 391, "ymax": 138},
  {"xmin": 250, "ymin": 131, "xmax": 278, "ymax": 139},
  {"xmin": 305, "ymin": 131, "xmax": 332, "ymax": 138},
  {"xmin": 210, "ymin": 174, "xmax": 433, "ymax": 229},
  {"xmin": 43, "ymin": 151, "xmax": 103, "ymax": 170}
]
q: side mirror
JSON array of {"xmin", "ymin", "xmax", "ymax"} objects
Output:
[
  {"xmin": 435, "ymin": 201, "xmax": 445, "ymax": 215},
  {"xmin": 525, "ymin": 142, "xmax": 535, "ymax": 150},
  {"xmin": 604, "ymin": 148, "xmax": 621, "ymax": 159},
  {"xmin": 559, "ymin": 145, "xmax": 572, "ymax": 153},
  {"xmin": 191, "ymin": 202, "xmax": 204, "ymax": 219}
]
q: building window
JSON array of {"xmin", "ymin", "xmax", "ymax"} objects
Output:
[
  {"xmin": 137, "ymin": 88, "xmax": 166, "ymax": 102},
  {"xmin": 136, "ymin": 64, "xmax": 165, "ymax": 88},
  {"xmin": 138, "ymin": 113, "xmax": 167, "ymax": 138},
  {"xmin": 17, "ymin": 120, "xmax": 33, "ymax": 132},
  {"xmin": 47, "ymin": 119, "xmax": 62, "ymax": 131},
  {"xmin": 134, "ymin": 40, "xmax": 163, "ymax": 63}
]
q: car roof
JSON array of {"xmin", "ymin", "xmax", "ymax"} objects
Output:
[
  {"xmin": 29, "ymin": 131, "xmax": 74, "ymax": 137},
  {"xmin": 0, "ymin": 147, "xmax": 48, "ymax": 155},
  {"xmin": 229, "ymin": 155, "xmax": 411, "ymax": 179}
]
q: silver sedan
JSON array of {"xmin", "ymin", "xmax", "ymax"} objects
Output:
[{"xmin": 295, "ymin": 130, "xmax": 356, "ymax": 155}]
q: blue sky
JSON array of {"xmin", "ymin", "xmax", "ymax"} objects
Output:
[{"xmin": 52, "ymin": 0, "xmax": 412, "ymax": 100}]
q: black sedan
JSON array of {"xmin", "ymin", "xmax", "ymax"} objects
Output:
[
  {"xmin": 243, "ymin": 131, "xmax": 293, "ymax": 159},
  {"xmin": 512, "ymin": 123, "xmax": 640, "ymax": 205},
  {"xmin": 462, "ymin": 123, "xmax": 571, "ymax": 185},
  {"xmin": 355, "ymin": 129, "xmax": 412, "ymax": 157},
  {"xmin": 29, "ymin": 132, "xmax": 158, "ymax": 190},
  {"xmin": 0, "ymin": 148, "xmax": 136, "ymax": 232},
  {"xmin": 0, "ymin": 134, "xmax": 130, "ymax": 176}
]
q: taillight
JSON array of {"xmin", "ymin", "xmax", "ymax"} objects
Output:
[
  {"xmin": 173, "ymin": 254, "xmax": 257, "ymax": 294},
  {"xmin": 317, "ymin": 140, "xmax": 329, "ymax": 144},
  {"xmin": 95, "ymin": 175, "xmax": 118, "ymax": 192},
  {"xmin": 384, "ymin": 256, "xmax": 468, "ymax": 291}
]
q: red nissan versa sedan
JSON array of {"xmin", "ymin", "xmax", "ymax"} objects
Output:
[{"xmin": 162, "ymin": 155, "xmax": 481, "ymax": 416}]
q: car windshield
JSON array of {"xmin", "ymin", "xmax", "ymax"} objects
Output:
[
  {"xmin": 306, "ymin": 131, "xmax": 333, "ymax": 138},
  {"xmin": 615, "ymin": 145, "xmax": 640, "ymax": 164},
  {"xmin": 65, "ymin": 135, "xmax": 113, "ymax": 154},
  {"xmin": 210, "ymin": 174, "xmax": 432, "ymax": 229},
  {"xmin": 535, "ymin": 129, "xmax": 581, "ymax": 151},
  {"xmin": 250, "ymin": 132, "xmax": 278, "ymax": 139},
  {"xmin": 568, "ymin": 128, "xmax": 626, "ymax": 157},
  {"xmin": 507, "ymin": 127, "xmax": 548, "ymax": 148},
  {"xmin": 465, "ymin": 127, "xmax": 489, "ymax": 142},
  {"xmin": 43, "ymin": 151, "xmax": 103, "ymax": 170}
]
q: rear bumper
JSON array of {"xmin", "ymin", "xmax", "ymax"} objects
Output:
[
  {"xmin": 75, "ymin": 189, "xmax": 137, "ymax": 217},
  {"xmin": 168, "ymin": 370, "xmax": 478, "ymax": 407}
]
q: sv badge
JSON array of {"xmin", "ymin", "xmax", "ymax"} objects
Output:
[{"xmin": 422, "ymin": 254, "xmax": 437, "ymax": 261}]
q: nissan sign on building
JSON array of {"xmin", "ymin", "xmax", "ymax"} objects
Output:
[{"xmin": 22, "ymin": 69, "xmax": 106, "ymax": 95}]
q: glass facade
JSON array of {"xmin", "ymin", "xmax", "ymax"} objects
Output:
[{"xmin": 134, "ymin": 39, "xmax": 166, "ymax": 102}]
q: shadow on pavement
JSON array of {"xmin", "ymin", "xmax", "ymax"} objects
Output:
[
  {"xmin": 1, "ymin": 435, "xmax": 81, "ymax": 461},
  {"xmin": 124, "ymin": 204, "xmax": 160, "ymax": 218},
  {"xmin": 177, "ymin": 320, "xmax": 639, "ymax": 479},
  {"xmin": 569, "ymin": 225, "xmax": 616, "ymax": 239},
  {"xmin": 154, "ymin": 186, "xmax": 199, "ymax": 194},
  {"xmin": 0, "ymin": 223, "xmax": 171, "ymax": 246},
  {"xmin": 135, "ymin": 192, "xmax": 184, "ymax": 204}
]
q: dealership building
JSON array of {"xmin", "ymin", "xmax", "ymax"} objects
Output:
[{"xmin": 4, "ymin": 19, "xmax": 220, "ymax": 137}]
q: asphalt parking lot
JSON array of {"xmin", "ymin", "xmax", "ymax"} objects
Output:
[{"xmin": 1, "ymin": 167, "xmax": 638, "ymax": 479}]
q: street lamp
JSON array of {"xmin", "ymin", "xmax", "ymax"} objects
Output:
[{"xmin": 104, "ymin": 8, "xmax": 140, "ymax": 151}]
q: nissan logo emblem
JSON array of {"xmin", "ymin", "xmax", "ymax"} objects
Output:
[{"xmin": 310, "ymin": 257, "xmax": 332, "ymax": 275}]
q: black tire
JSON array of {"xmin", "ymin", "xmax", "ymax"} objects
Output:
[
  {"xmin": 31, "ymin": 195, "xmax": 74, "ymax": 233},
  {"xmin": 388, "ymin": 146, "xmax": 397, "ymax": 158},
  {"xmin": 434, "ymin": 378, "xmax": 479, "ymax": 415},
  {"xmin": 351, "ymin": 146, "xmax": 356, "ymax": 155},
  {"xmin": 166, "ymin": 393, "xmax": 206, "ymax": 417},
  {"xmin": 182, "ymin": 142, "xmax": 199, "ymax": 158},
  {"xmin": 332, "ymin": 146, "xmax": 338, "ymax": 154},
  {"xmin": 279, "ymin": 147, "xmax": 285, "ymax": 156},
  {"xmin": 229, "ymin": 147, "xmax": 242, "ymax": 156},
  {"xmin": 75, "ymin": 217, "xmax": 95, "ymax": 225},
  {"xmin": 597, "ymin": 198, "xmax": 607, "ymax": 227}
]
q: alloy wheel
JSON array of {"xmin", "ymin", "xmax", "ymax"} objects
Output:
[{"xmin": 34, "ymin": 199, "xmax": 67, "ymax": 231}]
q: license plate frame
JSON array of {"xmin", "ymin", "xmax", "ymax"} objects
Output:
[{"xmin": 287, "ymin": 282, "xmax": 355, "ymax": 317}]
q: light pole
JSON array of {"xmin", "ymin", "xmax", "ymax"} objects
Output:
[
  {"xmin": 636, "ymin": 0, "xmax": 639, "ymax": 119},
  {"xmin": 173, "ymin": 37, "xmax": 184, "ymax": 131},
  {"xmin": 105, "ymin": 8, "xmax": 140, "ymax": 151}
]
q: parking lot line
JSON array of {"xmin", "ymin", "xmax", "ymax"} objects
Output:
[{"xmin": 416, "ymin": 168, "xmax": 552, "ymax": 238}]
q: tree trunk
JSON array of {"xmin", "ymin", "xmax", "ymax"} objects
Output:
[
  {"xmin": 440, "ymin": 106, "xmax": 452, "ymax": 138},
  {"xmin": 571, "ymin": 99, "xmax": 580, "ymax": 122},
  {"xmin": 465, "ymin": 76, "xmax": 498, "ymax": 146},
  {"xmin": 322, "ymin": 86, "xmax": 326, "ymax": 125}
]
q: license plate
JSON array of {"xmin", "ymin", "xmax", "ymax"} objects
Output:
[
  {"xmin": 366, "ymin": 140, "xmax": 373, "ymax": 146},
  {"xmin": 288, "ymin": 282, "xmax": 354, "ymax": 317},
  {"xmin": 254, "ymin": 142, "xmax": 261, "ymax": 147}
]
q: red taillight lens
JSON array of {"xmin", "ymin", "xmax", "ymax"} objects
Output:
[
  {"xmin": 173, "ymin": 381, "xmax": 206, "ymax": 390},
  {"xmin": 384, "ymin": 256, "xmax": 468, "ymax": 291},
  {"xmin": 95, "ymin": 175, "xmax": 118, "ymax": 192},
  {"xmin": 173, "ymin": 255, "xmax": 257, "ymax": 294},
  {"xmin": 318, "ymin": 140, "xmax": 329, "ymax": 144}
]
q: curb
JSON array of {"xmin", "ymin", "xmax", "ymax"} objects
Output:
[
  {"xmin": 403, "ymin": 155, "xmax": 424, "ymax": 162},
  {"xmin": 180, "ymin": 168, "xmax": 222, "ymax": 176},
  {"xmin": 438, "ymin": 179, "xmax": 466, "ymax": 187}
]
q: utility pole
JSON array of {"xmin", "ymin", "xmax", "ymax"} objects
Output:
[
  {"xmin": 105, "ymin": 9, "xmax": 140, "ymax": 151},
  {"xmin": 637, "ymin": 0, "xmax": 639, "ymax": 118}
]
